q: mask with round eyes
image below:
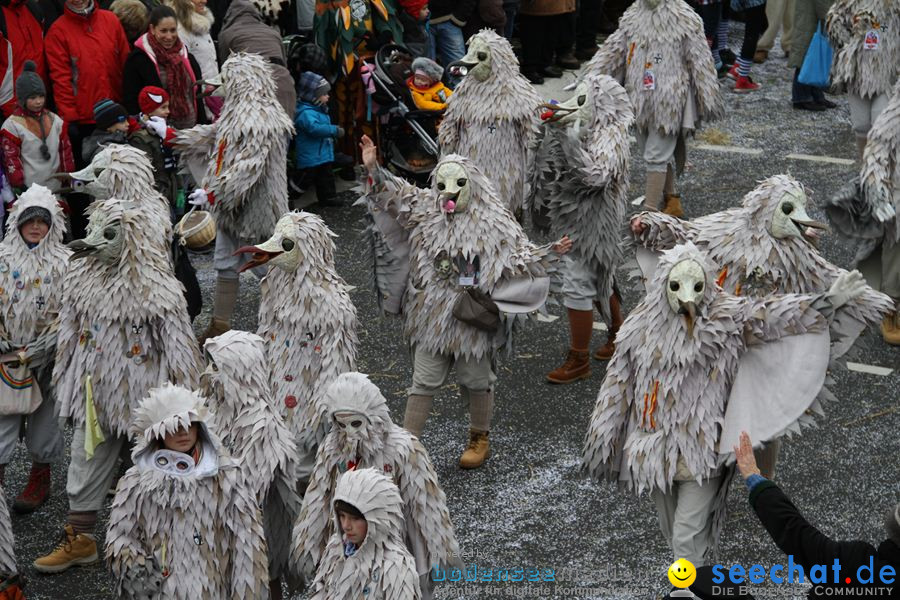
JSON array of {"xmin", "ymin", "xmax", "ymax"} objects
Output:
[
  {"xmin": 456, "ymin": 37, "xmax": 492, "ymax": 82},
  {"xmin": 67, "ymin": 218, "xmax": 125, "ymax": 265},
  {"xmin": 666, "ymin": 259, "xmax": 707, "ymax": 335},
  {"xmin": 544, "ymin": 81, "xmax": 592, "ymax": 129},
  {"xmin": 235, "ymin": 217, "xmax": 305, "ymax": 273},
  {"xmin": 333, "ymin": 412, "xmax": 369, "ymax": 441},
  {"xmin": 768, "ymin": 187, "xmax": 829, "ymax": 243},
  {"xmin": 435, "ymin": 162, "xmax": 471, "ymax": 214},
  {"xmin": 151, "ymin": 449, "xmax": 197, "ymax": 476}
]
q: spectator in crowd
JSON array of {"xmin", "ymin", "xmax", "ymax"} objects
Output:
[
  {"xmin": 502, "ymin": 0, "xmax": 518, "ymax": 38},
  {"xmin": 725, "ymin": 0, "xmax": 769, "ymax": 92},
  {"xmin": 518, "ymin": 0, "xmax": 579, "ymax": 85},
  {"xmin": 294, "ymin": 71, "xmax": 342, "ymax": 207},
  {"xmin": 80, "ymin": 99, "xmax": 131, "ymax": 163},
  {"xmin": 395, "ymin": 0, "xmax": 428, "ymax": 56},
  {"xmin": 123, "ymin": 5, "xmax": 204, "ymax": 129},
  {"xmin": 166, "ymin": 0, "xmax": 221, "ymax": 120},
  {"xmin": 406, "ymin": 57, "xmax": 452, "ymax": 111},
  {"xmin": 789, "ymin": 0, "xmax": 836, "ymax": 111},
  {"xmin": 0, "ymin": 0, "xmax": 46, "ymax": 118},
  {"xmin": 0, "ymin": 61, "xmax": 74, "ymax": 193},
  {"xmin": 734, "ymin": 431, "xmax": 899, "ymax": 597},
  {"xmin": 690, "ymin": 0, "xmax": 727, "ymax": 75},
  {"xmin": 217, "ymin": 0, "xmax": 296, "ymax": 117},
  {"xmin": 44, "ymin": 0, "xmax": 130, "ymax": 237},
  {"xmin": 108, "ymin": 0, "xmax": 148, "ymax": 45},
  {"xmin": 428, "ymin": 0, "xmax": 473, "ymax": 68},
  {"xmin": 462, "ymin": 0, "xmax": 506, "ymax": 39},
  {"xmin": 130, "ymin": 86, "xmax": 179, "ymax": 207},
  {"xmin": 575, "ymin": 0, "xmax": 604, "ymax": 61},
  {"xmin": 754, "ymin": 0, "xmax": 793, "ymax": 63}
]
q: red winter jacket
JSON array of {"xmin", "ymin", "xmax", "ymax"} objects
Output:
[
  {"xmin": 0, "ymin": 0, "xmax": 46, "ymax": 117},
  {"xmin": 44, "ymin": 4, "xmax": 129, "ymax": 124}
]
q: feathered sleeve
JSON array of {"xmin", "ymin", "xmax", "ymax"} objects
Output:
[
  {"xmin": 397, "ymin": 437, "xmax": 461, "ymax": 575},
  {"xmin": 365, "ymin": 166, "xmax": 429, "ymax": 229},
  {"xmin": 741, "ymin": 294, "xmax": 829, "ymax": 346},
  {"xmin": 629, "ymin": 211, "xmax": 694, "ymax": 251},
  {"xmin": 305, "ymin": 537, "xmax": 342, "ymax": 600},
  {"xmin": 582, "ymin": 347, "xmax": 634, "ymax": 482},
  {"xmin": 586, "ymin": 26, "xmax": 627, "ymax": 83},
  {"xmin": 51, "ymin": 286, "xmax": 80, "ymax": 415},
  {"xmin": 204, "ymin": 130, "xmax": 275, "ymax": 213},
  {"xmin": 383, "ymin": 551, "xmax": 423, "ymax": 600},
  {"xmin": 23, "ymin": 319, "xmax": 59, "ymax": 370},
  {"xmin": 172, "ymin": 123, "xmax": 218, "ymax": 181},
  {"xmin": 106, "ymin": 473, "xmax": 161, "ymax": 599},
  {"xmin": 684, "ymin": 16, "xmax": 724, "ymax": 123},
  {"xmin": 859, "ymin": 81, "xmax": 900, "ymax": 231},
  {"xmin": 224, "ymin": 469, "xmax": 270, "ymax": 600},
  {"xmin": 438, "ymin": 102, "xmax": 461, "ymax": 152},
  {"xmin": 291, "ymin": 444, "xmax": 336, "ymax": 580},
  {"xmin": 157, "ymin": 313, "xmax": 201, "ymax": 389},
  {"xmin": 0, "ymin": 487, "xmax": 16, "ymax": 575},
  {"xmin": 825, "ymin": 0, "xmax": 854, "ymax": 49}
]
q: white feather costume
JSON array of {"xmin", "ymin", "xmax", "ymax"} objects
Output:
[
  {"xmin": 0, "ymin": 185, "xmax": 70, "ymax": 373},
  {"xmin": 0, "ymin": 487, "xmax": 16, "ymax": 576},
  {"xmin": 364, "ymin": 156, "xmax": 556, "ymax": 361},
  {"xmin": 236, "ymin": 211, "xmax": 358, "ymax": 481},
  {"xmin": 583, "ymin": 243, "xmax": 838, "ymax": 554},
  {"xmin": 54, "ymin": 198, "xmax": 200, "ymax": 437},
  {"xmin": 629, "ymin": 174, "xmax": 893, "ymax": 358},
  {"xmin": 439, "ymin": 29, "xmax": 542, "ymax": 217},
  {"xmin": 531, "ymin": 72, "xmax": 633, "ymax": 320},
  {"xmin": 826, "ymin": 0, "xmax": 900, "ymax": 99},
  {"xmin": 586, "ymin": 0, "xmax": 723, "ymax": 138},
  {"xmin": 201, "ymin": 330, "xmax": 301, "ymax": 585},
  {"xmin": 292, "ymin": 373, "xmax": 460, "ymax": 586},
  {"xmin": 309, "ymin": 468, "xmax": 421, "ymax": 600},
  {"xmin": 174, "ymin": 52, "xmax": 294, "ymax": 240},
  {"xmin": 106, "ymin": 384, "xmax": 270, "ymax": 599}
]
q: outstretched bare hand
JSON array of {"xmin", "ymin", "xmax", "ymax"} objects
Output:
[
  {"xmin": 733, "ymin": 431, "xmax": 761, "ymax": 479},
  {"xmin": 360, "ymin": 135, "xmax": 378, "ymax": 175},
  {"xmin": 552, "ymin": 235, "xmax": 573, "ymax": 255}
]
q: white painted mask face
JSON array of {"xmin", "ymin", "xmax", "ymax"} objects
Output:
[
  {"xmin": 666, "ymin": 259, "xmax": 707, "ymax": 317},
  {"xmin": 768, "ymin": 187, "xmax": 829, "ymax": 242},
  {"xmin": 548, "ymin": 81, "xmax": 592, "ymax": 129},
  {"xmin": 435, "ymin": 162, "xmax": 471, "ymax": 214},
  {"xmin": 334, "ymin": 411, "xmax": 369, "ymax": 441},
  {"xmin": 459, "ymin": 37, "xmax": 492, "ymax": 82},
  {"xmin": 67, "ymin": 217, "xmax": 124, "ymax": 265},
  {"xmin": 68, "ymin": 151, "xmax": 113, "ymax": 198},
  {"xmin": 235, "ymin": 217, "xmax": 304, "ymax": 273}
]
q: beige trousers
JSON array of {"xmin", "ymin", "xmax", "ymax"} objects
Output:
[{"xmin": 758, "ymin": 0, "xmax": 795, "ymax": 53}]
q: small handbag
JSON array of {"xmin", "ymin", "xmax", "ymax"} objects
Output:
[
  {"xmin": 0, "ymin": 360, "xmax": 42, "ymax": 416},
  {"xmin": 452, "ymin": 287, "xmax": 500, "ymax": 333}
]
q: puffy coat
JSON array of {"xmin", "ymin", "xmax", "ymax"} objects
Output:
[
  {"xmin": 44, "ymin": 4, "xmax": 130, "ymax": 123},
  {"xmin": 294, "ymin": 101, "xmax": 337, "ymax": 168},
  {"xmin": 0, "ymin": 0, "xmax": 47, "ymax": 117}
]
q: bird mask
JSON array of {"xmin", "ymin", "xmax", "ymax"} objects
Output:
[
  {"xmin": 540, "ymin": 80, "xmax": 592, "ymax": 132},
  {"xmin": 768, "ymin": 185, "xmax": 829, "ymax": 244},
  {"xmin": 67, "ymin": 215, "xmax": 124, "ymax": 265},
  {"xmin": 447, "ymin": 35, "xmax": 492, "ymax": 81},
  {"xmin": 435, "ymin": 161, "xmax": 471, "ymax": 215},
  {"xmin": 666, "ymin": 258, "xmax": 707, "ymax": 337}
]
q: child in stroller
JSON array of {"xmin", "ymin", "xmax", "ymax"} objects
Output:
[{"xmin": 407, "ymin": 57, "xmax": 453, "ymax": 111}]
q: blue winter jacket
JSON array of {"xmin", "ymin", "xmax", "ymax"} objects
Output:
[{"xmin": 294, "ymin": 101, "xmax": 338, "ymax": 168}]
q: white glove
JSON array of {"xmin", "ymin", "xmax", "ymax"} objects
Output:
[
  {"xmin": 826, "ymin": 269, "xmax": 867, "ymax": 310},
  {"xmin": 145, "ymin": 116, "xmax": 167, "ymax": 139},
  {"xmin": 188, "ymin": 188, "xmax": 210, "ymax": 208}
]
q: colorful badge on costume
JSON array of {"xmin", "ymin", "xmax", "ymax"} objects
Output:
[
  {"xmin": 456, "ymin": 255, "xmax": 480, "ymax": 287},
  {"xmin": 643, "ymin": 65, "xmax": 656, "ymax": 91},
  {"xmin": 864, "ymin": 29, "xmax": 880, "ymax": 50}
]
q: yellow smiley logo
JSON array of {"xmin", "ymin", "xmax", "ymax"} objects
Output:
[{"xmin": 667, "ymin": 558, "xmax": 697, "ymax": 588}]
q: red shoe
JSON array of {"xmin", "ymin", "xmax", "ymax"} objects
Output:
[
  {"xmin": 13, "ymin": 462, "xmax": 51, "ymax": 514},
  {"xmin": 726, "ymin": 63, "xmax": 739, "ymax": 80},
  {"xmin": 734, "ymin": 75, "xmax": 761, "ymax": 93}
]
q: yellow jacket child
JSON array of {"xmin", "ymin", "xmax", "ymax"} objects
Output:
[{"xmin": 407, "ymin": 57, "xmax": 452, "ymax": 111}]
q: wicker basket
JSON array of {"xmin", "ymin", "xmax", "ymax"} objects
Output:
[{"xmin": 176, "ymin": 209, "xmax": 216, "ymax": 249}]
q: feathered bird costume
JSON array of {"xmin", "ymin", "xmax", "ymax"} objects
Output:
[
  {"xmin": 201, "ymin": 330, "xmax": 302, "ymax": 587},
  {"xmin": 439, "ymin": 29, "xmax": 542, "ymax": 219},
  {"xmin": 308, "ymin": 468, "xmax": 421, "ymax": 600},
  {"xmin": 106, "ymin": 384, "xmax": 270, "ymax": 599},
  {"xmin": 826, "ymin": 0, "xmax": 900, "ymax": 100}
]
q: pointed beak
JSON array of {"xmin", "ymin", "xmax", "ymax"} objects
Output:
[
  {"xmin": 791, "ymin": 206, "xmax": 830, "ymax": 244},
  {"xmin": 67, "ymin": 239, "xmax": 98, "ymax": 261},
  {"xmin": 234, "ymin": 244, "xmax": 281, "ymax": 272},
  {"xmin": 446, "ymin": 59, "xmax": 477, "ymax": 77},
  {"xmin": 678, "ymin": 300, "xmax": 697, "ymax": 337},
  {"xmin": 539, "ymin": 102, "xmax": 575, "ymax": 122}
]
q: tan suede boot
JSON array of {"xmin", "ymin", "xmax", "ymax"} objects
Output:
[
  {"xmin": 882, "ymin": 312, "xmax": 900, "ymax": 346},
  {"xmin": 33, "ymin": 525, "xmax": 98, "ymax": 573},
  {"xmin": 662, "ymin": 193, "xmax": 684, "ymax": 217},
  {"xmin": 459, "ymin": 430, "xmax": 490, "ymax": 469}
]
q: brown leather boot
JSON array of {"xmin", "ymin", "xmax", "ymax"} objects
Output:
[
  {"xmin": 593, "ymin": 292, "xmax": 623, "ymax": 360},
  {"xmin": 198, "ymin": 317, "xmax": 230, "ymax": 346},
  {"xmin": 459, "ymin": 430, "xmax": 490, "ymax": 469},
  {"xmin": 662, "ymin": 193, "xmax": 684, "ymax": 217},
  {"xmin": 546, "ymin": 350, "xmax": 591, "ymax": 383},
  {"xmin": 13, "ymin": 462, "xmax": 51, "ymax": 514},
  {"xmin": 882, "ymin": 312, "xmax": 900, "ymax": 346}
]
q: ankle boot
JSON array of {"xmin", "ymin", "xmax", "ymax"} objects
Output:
[
  {"xmin": 459, "ymin": 430, "xmax": 490, "ymax": 469},
  {"xmin": 593, "ymin": 293, "xmax": 623, "ymax": 360},
  {"xmin": 198, "ymin": 317, "xmax": 231, "ymax": 346},
  {"xmin": 546, "ymin": 350, "xmax": 591, "ymax": 383},
  {"xmin": 13, "ymin": 462, "xmax": 51, "ymax": 513},
  {"xmin": 882, "ymin": 311, "xmax": 900, "ymax": 346},
  {"xmin": 199, "ymin": 276, "xmax": 239, "ymax": 345},
  {"xmin": 662, "ymin": 193, "xmax": 684, "ymax": 217}
]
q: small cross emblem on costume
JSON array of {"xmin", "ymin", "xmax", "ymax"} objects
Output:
[
  {"xmin": 653, "ymin": 53, "xmax": 663, "ymax": 64},
  {"xmin": 193, "ymin": 531, "xmax": 204, "ymax": 546},
  {"xmin": 487, "ymin": 123, "xmax": 497, "ymax": 134},
  {"xmin": 35, "ymin": 296, "xmax": 45, "ymax": 309}
]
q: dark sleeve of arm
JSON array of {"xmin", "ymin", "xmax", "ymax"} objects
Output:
[
  {"xmin": 121, "ymin": 52, "xmax": 154, "ymax": 115},
  {"xmin": 188, "ymin": 53, "xmax": 208, "ymax": 124},
  {"xmin": 750, "ymin": 482, "xmax": 879, "ymax": 571},
  {"xmin": 452, "ymin": 0, "xmax": 479, "ymax": 23}
]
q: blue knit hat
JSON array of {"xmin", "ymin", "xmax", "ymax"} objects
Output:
[
  {"xmin": 297, "ymin": 71, "xmax": 330, "ymax": 104},
  {"xmin": 93, "ymin": 98, "xmax": 128, "ymax": 130}
]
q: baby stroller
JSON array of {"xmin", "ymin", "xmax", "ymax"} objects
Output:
[{"xmin": 364, "ymin": 44, "xmax": 441, "ymax": 185}]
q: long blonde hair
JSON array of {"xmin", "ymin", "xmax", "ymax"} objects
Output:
[{"xmin": 164, "ymin": 0, "xmax": 196, "ymax": 31}]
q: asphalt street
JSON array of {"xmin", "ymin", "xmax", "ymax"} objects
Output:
[{"xmin": 8, "ymin": 31, "xmax": 899, "ymax": 600}]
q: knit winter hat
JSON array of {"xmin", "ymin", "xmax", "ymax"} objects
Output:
[
  {"xmin": 15, "ymin": 61, "xmax": 46, "ymax": 107},
  {"xmin": 887, "ymin": 502, "xmax": 900, "ymax": 546},
  {"xmin": 138, "ymin": 86, "xmax": 170, "ymax": 115},
  {"xmin": 412, "ymin": 57, "xmax": 443, "ymax": 83},
  {"xmin": 296, "ymin": 71, "xmax": 329, "ymax": 104},
  {"xmin": 93, "ymin": 99, "xmax": 128, "ymax": 130},
  {"xmin": 17, "ymin": 205, "xmax": 53, "ymax": 228}
]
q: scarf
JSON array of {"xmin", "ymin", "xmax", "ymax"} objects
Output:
[
  {"xmin": 189, "ymin": 8, "xmax": 214, "ymax": 35},
  {"xmin": 145, "ymin": 32, "xmax": 195, "ymax": 127},
  {"xmin": 343, "ymin": 539, "xmax": 358, "ymax": 557}
]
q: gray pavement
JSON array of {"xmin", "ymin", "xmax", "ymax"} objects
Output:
[{"xmin": 8, "ymin": 32, "xmax": 900, "ymax": 600}]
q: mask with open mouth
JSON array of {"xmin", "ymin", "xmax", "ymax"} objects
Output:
[
  {"xmin": 769, "ymin": 187, "xmax": 829, "ymax": 244},
  {"xmin": 435, "ymin": 161, "xmax": 470, "ymax": 214},
  {"xmin": 540, "ymin": 81, "xmax": 591, "ymax": 127},
  {"xmin": 68, "ymin": 218, "xmax": 124, "ymax": 265},
  {"xmin": 666, "ymin": 259, "xmax": 706, "ymax": 337},
  {"xmin": 234, "ymin": 216, "xmax": 301, "ymax": 273},
  {"xmin": 447, "ymin": 36, "xmax": 492, "ymax": 81}
]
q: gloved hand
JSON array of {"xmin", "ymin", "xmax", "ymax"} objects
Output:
[
  {"xmin": 145, "ymin": 116, "xmax": 168, "ymax": 139},
  {"xmin": 118, "ymin": 555, "xmax": 163, "ymax": 600},
  {"xmin": 826, "ymin": 269, "xmax": 867, "ymax": 310},
  {"xmin": 188, "ymin": 188, "xmax": 211, "ymax": 209},
  {"xmin": 335, "ymin": 126, "xmax": 345, "ymax": 139}
]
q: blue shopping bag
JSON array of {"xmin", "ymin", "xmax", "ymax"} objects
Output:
[{"xmin": 798, "ymin": 22, "xmax": 833, "ymax": 88}]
